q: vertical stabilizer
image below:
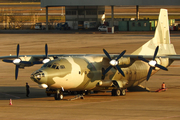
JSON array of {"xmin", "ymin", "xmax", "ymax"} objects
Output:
[{"xmin": 131, "ymin": 9, "xmax": 176, "ymax": 55}]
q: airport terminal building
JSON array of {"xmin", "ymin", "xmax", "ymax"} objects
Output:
[{"xmin": 41, "ymin": 0, "xmax": 180, "ymax": 30}]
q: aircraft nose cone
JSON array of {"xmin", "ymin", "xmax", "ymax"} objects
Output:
[{"xmin": 30, "ymin": 70, "xmax": 47, "ymax": 84}]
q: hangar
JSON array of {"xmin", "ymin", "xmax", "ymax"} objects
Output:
[{"xmin": 41, "ymin": 0, "xmax": 180, "ymax": 30}]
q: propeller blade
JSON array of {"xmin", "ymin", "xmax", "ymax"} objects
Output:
[
  {"xmin": 155, "ymin": 64, "xmax": 168, "ymax": 71},
  {"xmin": 45, "ymin": 44, "xmax": 48, "ymax": 58},
  {"xmin": 103, "ymin": 66, "xmax": 113, "ymax": 76},
  {"xmin": 3, "ymin": 44, "xmax": 32, "ymax": 80},
  {"xmin": 102, "ymin": 49, "xmax": 126, "ymax": 77},
  {"xmin": 33, "ymin": 44, "xmax": 50, "ymax": 65},
  {"xmin": 138, "ymin": 46, "xmax": 167, "ymax": 81},
  {"xmin": 15, "ymin": 65, "xmax": 19, "ymax": 80},
  {"xmin": 116, "ymin": 50, "xmax": 126, "ymax": 61},
  {"xmin": 153, "ymin": 46, "xmax": 159, "ymax": 60},
  {"xmin": 2, "ymin": 59, "xmax": 13, "ymax": 63},
  {"xmin": 116, "ymin": 65, "xmax": 125, "ymax": 77},
  {"xmin": 17, "ymin": 44, "xmax": 20, "ymax": 58},
  {"xmin": 138, "ymin": 56, "xmax": 149, "ymax": 63},
  {"xmin": 103, "ymin": 49, "xmax": 112, "ymax": 60},
  {"xmin": 147, "ymin": 67, "xmax": 153, "ymax": 81}
]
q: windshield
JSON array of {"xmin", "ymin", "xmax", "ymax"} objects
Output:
[{"xmin": 41, "ymin": 63, "xmax": 65, "ymax": 70}]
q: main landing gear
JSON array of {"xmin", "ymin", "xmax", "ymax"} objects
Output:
[
  {"xmin": 111, "ymin": 89, "xmax": 126, "ymax": 96},
  {"xmin": 54, "ymin": 90, "xmax": 63, "ymax": 100}
]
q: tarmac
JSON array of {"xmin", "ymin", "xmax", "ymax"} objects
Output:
[{"xmin": 0, "ymin": 31, "xmax": 180, "ymax": 120}]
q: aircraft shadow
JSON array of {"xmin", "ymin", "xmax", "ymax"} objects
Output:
[
  {"xmin": 0, "ymin": 86, "xmax": 89, "ymax": 101},
  {"xmin": 0, "ymin": 86, "xmax": 47, "ymax": 100},
  {"xmin": 0, "ymin": 86, "xmax": 157, "ymax": 100}
]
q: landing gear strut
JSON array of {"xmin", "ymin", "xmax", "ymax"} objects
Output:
[
  {"xmin": 54, "ymin": 90, "xmax": 63, "ymax": 100},
  {"xmin": 111, "ymin": 89, "xmax": 126, "ymax": 96}
]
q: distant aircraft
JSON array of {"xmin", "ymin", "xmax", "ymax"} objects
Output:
[{"xmin": 1, "ymin": 9, "xmax": 179, "ymax": 100}]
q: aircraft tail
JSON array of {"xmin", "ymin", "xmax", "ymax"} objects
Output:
[{"xmin": 131, "ymin": 9, "xmax": 176, "ymax": 56}]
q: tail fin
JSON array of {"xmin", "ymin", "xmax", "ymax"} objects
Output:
[{"xmin": 131, "ymin": 9, "xmax": 176, "ymax": 55}]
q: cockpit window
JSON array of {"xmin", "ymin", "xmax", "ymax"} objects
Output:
[
  {"xmin": 51, "ymin": 64, "xmax": 65, "ymax": 69},
  {"xmin": 56, "ymin": 66, "xmax": 60, "ymax": 69},
  {"xmin": 51, "ymin": 64, "xmax": 57, "ymax": 69},
  {"xmin": 47, "ymin": 64, "xmax": 52, "ymax": 68},
  {"xmin": 60, "ymin": 65, "xmax": 65, "ymax": 69},
  {"xmin": 41, "ymin": 62, "xmax": 65, "ymax": 70}
]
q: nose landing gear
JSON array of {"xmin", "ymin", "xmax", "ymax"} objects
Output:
[{"xmin": 54, "ymin": 89, "xmax": 63, "ymax": 100}]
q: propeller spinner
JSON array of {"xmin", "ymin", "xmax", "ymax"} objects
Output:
[
  {"xmin": 138, "ymin": 46, "xmax": 168, "ymax": 81},
  {"xmin": 103, "ymin": 49, "xmax": 126, "ymax": 77}
]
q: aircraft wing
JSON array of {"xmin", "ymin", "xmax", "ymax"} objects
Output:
[
  {"xmin": 1, "ymin": 54, "xmax": 180, "ymax": 61},
  {"xmin": 166, "ymin": 55, "xmax": 180, "ymax": 60}
]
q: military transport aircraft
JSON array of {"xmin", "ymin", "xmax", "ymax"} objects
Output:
[{"xmin": 0, "ymin": 9, "xmax": 179, "ymax": 100}]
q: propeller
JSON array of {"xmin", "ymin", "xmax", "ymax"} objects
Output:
[
  {"xmin": 33, "ymin": 44, "xmax": 50, "ymax": 64},
  {"xmin": 43, "ymin": 44, "xmax": 50, "ymax": 63},
  {"xmin": 138, "ymin": 46, "xmax": 168, "ymax": 81},
  {"xmin": 103, "ymin": 49, "xmax": 126, "ymax": 77},
  {"xmin": 3, "ymin": 44, "xmax": 31, "ymax": 80}
]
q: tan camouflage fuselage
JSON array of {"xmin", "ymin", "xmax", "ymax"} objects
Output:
[{"xmin": 30, "ymin": 56, "xmax": 172, "ymax": 91}]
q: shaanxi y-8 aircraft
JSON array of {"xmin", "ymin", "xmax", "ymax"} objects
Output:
[{"xmin": 1, "ymin": 9, "xmax": 179, "ymax": 100}]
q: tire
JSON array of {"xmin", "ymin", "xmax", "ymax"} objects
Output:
[
  {"xmin": 112, "ymin": 89, "xmax": 121, "ymax": 96},
  {"xmin": 115, "ymin": 89, "xmax": 121, "ymax": 96},
  {"xmin": 47, "ymin": 93, "xmax": 51, "ymax": 96},
  {"xmin": 120, "ymin": 89, "xmax": 126, "ymax": 96},
  {"xmin": 111, "ymin": 89, "xmax": 116, "ymax": 96},
  {"xmin": 54, "ymin": 92, "xmax": 63, "ymax": 100},
  {"xmin": 54, "ymin": 93, "xmax": 59, "ymax": 100},
  {"xmin": 85, "ymin": 90, "xmax": 91, "ymax": 95},
  {"xmin": 60, "ymin": 92, "xmax": 63, "ymax": 100}
]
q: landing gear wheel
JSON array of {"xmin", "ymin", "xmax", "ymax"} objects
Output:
[
  {"xmin": 111, "ymin": 89, "xmax": 115, "ymax": 96},
  {"xmin": 111, "ymin": 89, "xmax": 121, "ymax": 96},
  {"xmin": 54, "ymin": 92, "xmax": 63, "ymax": 100},
  {"xmin": 54, "ymin": 93, "xmax": 59, "ymax": 100},
  {"xmin": 120, "ymin": 89, "xmax": 126, "ymax": 96},
  {"xmin": 60, "ymin": 92, "xmax": 63, "ymax": 100},
  {"xmin": 85, "ymin": 90, "xmax": 91, "ymax": 95},
  {"xmin": 47, "ymin": 93, "xmax": 51, "ymax": 96},
  {"xmin": 115, "ymin": 89, "xmax": 121, "ymax": 96}
]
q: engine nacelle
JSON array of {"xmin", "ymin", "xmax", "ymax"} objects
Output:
[
  {"xmin": 19, "ymin": 56, "xmax": 31, "ymax": 62},
  {"xmin": 118, "ymin": 57, "xmax": 135, "ymax": 67},
  {"xmin": 96, "ymin": 80, "xmax": 113, "ymax": 87},
  {"xmin": 39, "ymin": 84, "xmax": 48, "ymax": 88},
  {"xmin": 112, "ymin": 79, "xmax": 128, "ymax": 88},
  {"xmin": 155, "ymin": 57, "xmax": 169, "ymax": 70}
]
